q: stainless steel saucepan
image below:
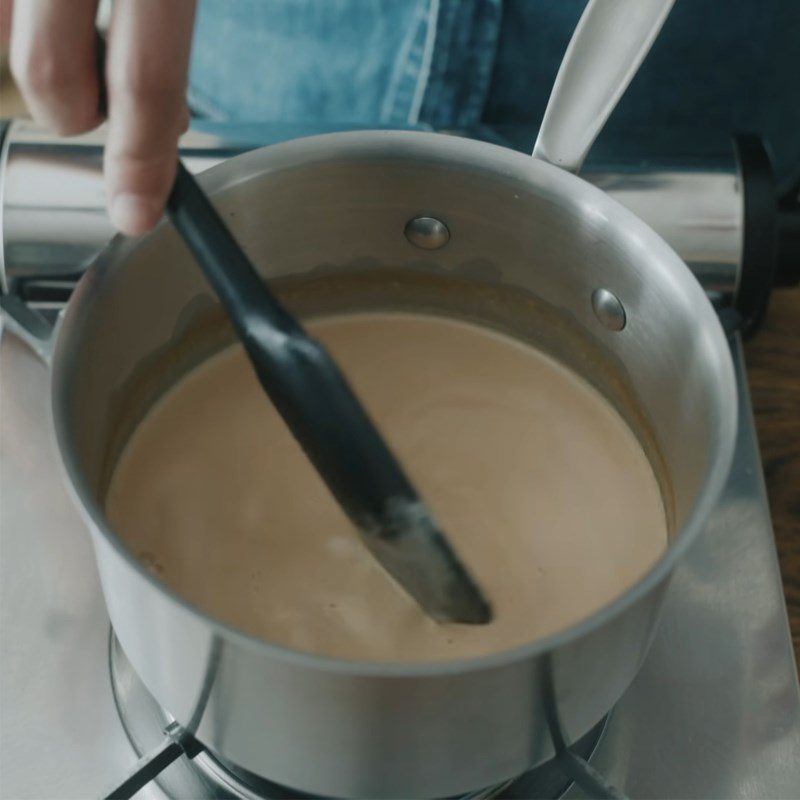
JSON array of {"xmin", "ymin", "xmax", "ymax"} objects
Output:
[{"xmin": 1, "ymin": 1, "xmax": 737, "ymax": 796}]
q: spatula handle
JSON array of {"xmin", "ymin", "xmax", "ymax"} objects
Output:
[
  {"xmin": 533, "ymin": 0, "xmax": 675, "ymax": 173},
  {"xmin": 167, "ymin": 161, "xmax": 411, "ymax": 520}
]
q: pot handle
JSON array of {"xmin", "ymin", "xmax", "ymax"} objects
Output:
[
  {"xmin": 0, "ymin": 294, "xmax": 56, "ymax": 365},
  {"xmin": 532, "ymin": 0, "xmax": 675, "ymax": 173}
]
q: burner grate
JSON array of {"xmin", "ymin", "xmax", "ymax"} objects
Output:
[{"xmin": 107, "ymin": 634, "xmax": 616, "ymax": 800}]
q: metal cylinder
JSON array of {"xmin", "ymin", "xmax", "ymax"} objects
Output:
[
  {"xmin": 0, "ymin": 120, "xmax": 233, "ymax": 303},
  {"xmin": 0, "ymin": 119, "xmax": 743, "ymax": 307},
  {"xmin": 582, "ymin": 154, "xmax": 742, "ymax": 308}
]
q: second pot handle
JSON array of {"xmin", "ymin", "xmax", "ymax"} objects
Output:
[{"xmin": 532, "ymin": 0, "xmax": 675, "ymax": 173}]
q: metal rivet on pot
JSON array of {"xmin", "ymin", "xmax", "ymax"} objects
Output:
[
  {"xmin": 592, "ymin": 288, "xmax": 627, "ymax": 331},
  {"xmin": 404, "ymin": 216, "xmax": 450, "ymax": 249}
]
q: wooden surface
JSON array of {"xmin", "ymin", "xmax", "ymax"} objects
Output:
[{"xmin": 744, "ymin": 288, "xmax": 800, "ymax": 664}]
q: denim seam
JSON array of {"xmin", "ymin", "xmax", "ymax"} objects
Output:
[
  {"xmin": 408, "ymin": 0, "xmax": 441, "ymax": 124},
  {"xmin": 418, "ymin": 0, "xmax": 459, "ymax": 127},
  {"xmin": 459, "ymin": 0, "xmax": 503, "ymax": 126},
  {"xmin": 380, "ymin": 0, "xmax": 431, "ymax": 125}
]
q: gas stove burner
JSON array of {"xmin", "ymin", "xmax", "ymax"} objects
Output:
[{"xmin": 109, "ymin": 634, "xmax": 608, "ymax": 799}]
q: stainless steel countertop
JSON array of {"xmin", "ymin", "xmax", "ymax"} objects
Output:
[
  {"xmin": 566, "ymin": 338, "xmax": 800, "ymax": 799},
  {"xmin": 0, "ymin": 331, "xmax": 165, "ymax": 800},
  {"xmin": 1, "ymin": 330, "xmax": 799, "ymax": 799}
]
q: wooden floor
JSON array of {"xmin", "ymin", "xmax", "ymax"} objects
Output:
[{"xmin": 744, "ymin": 288, "xmax": 800, "ymax": 664}]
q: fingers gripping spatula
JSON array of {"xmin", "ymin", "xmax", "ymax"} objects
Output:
[{"xmin": 165, "ymin": 161, "xmax": 492, "ymax": 625}]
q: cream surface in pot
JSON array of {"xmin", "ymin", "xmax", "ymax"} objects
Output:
[{"xmin": 105, "ymin": 311, "xmax": 667, "ymax": 662}]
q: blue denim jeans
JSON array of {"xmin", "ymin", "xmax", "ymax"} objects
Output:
[{"xmin": 189, "ymin": 0, "xmax": 799, "ymax": 183}]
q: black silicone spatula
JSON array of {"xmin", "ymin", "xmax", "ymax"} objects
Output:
[{"xmin": 165, "ymin": 161, "xmax": 491, "ymax": 624}]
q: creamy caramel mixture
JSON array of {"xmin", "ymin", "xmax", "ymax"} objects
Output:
[{"xmin": 105, "ymin": 312, "xmax": 667, "ymax": 662}]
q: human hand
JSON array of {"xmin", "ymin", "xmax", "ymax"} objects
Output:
[{"xmin": 7, "ymin": 0, "xmax": 196, "ymax": 236}]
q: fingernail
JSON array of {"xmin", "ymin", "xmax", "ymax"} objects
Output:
[{"xmin": 109, "ymin": 193, "xmax": 162, "ymax": 236}]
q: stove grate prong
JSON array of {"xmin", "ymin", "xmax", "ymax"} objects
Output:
[{"xmin": 101, "ymin": 721, "xmax": 202, "ymax": 800}]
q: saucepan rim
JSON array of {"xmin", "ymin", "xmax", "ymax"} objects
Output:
[{"xmin": 50, "ymin": 130, "xmax": 738, "ymax": 678}]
